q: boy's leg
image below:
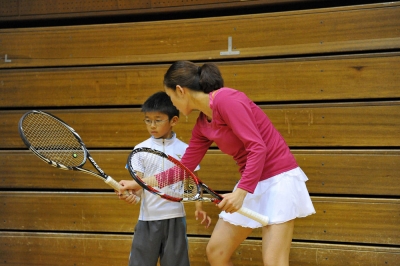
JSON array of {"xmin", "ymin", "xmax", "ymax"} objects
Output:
[
  {"xmin": 206, "ymin": 218, "xmax": 253, "ymax": 266},
  {"xmin": 159, "ymin": 217, "xmax": 190, "ymax": 266},
  {"xmin": 129, "ymin": 220, "xmax": 162, "ymax": 266},
  {"xmin": 261, "ymin": 219, "xmax": 295, "ymax": 266}
]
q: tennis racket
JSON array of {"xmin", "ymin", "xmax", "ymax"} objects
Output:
[
  {"xmin": 127, "ymin": 147, "xmax": 269, "ymax": 226},
  {"xmin": 18, "ymin": 110, "xmax": 139, "ymax": 203}
]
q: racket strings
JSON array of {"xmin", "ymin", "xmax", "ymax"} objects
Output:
[
  {"xmin": 22, "ymin": 113, "xmax": 85, "ymax": 167},
  {"xmin": 130, "ymin": 151, "xmax": 199, "ymax": 200}
]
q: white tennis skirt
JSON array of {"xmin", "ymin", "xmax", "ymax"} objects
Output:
[{"xmin": 219, "ymin": 167, "xmax": 316, "ymax": 228}]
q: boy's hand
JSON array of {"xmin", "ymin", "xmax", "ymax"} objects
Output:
[
  {"xmin": 195, "ymin": 210, "xmax": 212, "ymax": 228},
  {"xmin": 195, "ymin": 202, "xmax": 212, "ymax": 228},
  {"xmin": 116, "ymin": 180, "xmax": 141, "ymax": 204}
]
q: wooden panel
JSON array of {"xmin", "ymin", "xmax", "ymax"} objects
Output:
[
  {"xmin": 271, "ymin": 102, "xmax": 400, "ymax": 147},
  {"xmin": 1, "ymin": 3, "xmax": 399, "ymax": 68},
  {"xmin": 16, "ymin": 0, "xmax": 150, "ymax": 15},
  {"xmin": 289, "ymin": 242, "xmax": 400, "ymax": 266},
  {"xmin": 0, "ymin": 0, "xmax": 18, "ymax": 17},
  {"xmin": 1, "ymin": 53, "xmax": 399, "ymax": 107},
  {"xmin": 0, "ymin": 0, "xmax": 314, "ymax": 20},
  {"xmin": 213, "ymin": 241, "xmax": 400, "ymax": 266},
  {"xmin": 292, "ymin": 197, "xmax": 400, "ymax": 245},
  {"xmin": 220, "ymin": 53, "xmax": 400, "ymax": 102},
  {"xmin": 249, "ymin": 197, "xmax": 400, "ymax": 245},
  {"xmin": 1, "ymin": 233, "xmax": 398, "ymax": 266},
  {"xmin": 1, "ymin": 150, "xmax": 399, "ymax": 196},
  {"xmin": 0, "ymin": 192, "xmax": 138, "ymax": 233},
  {"xmin": 0, "ymin": 232, "xmax": 132, "ymax": 266},
  {"xmin": 0, "ymin": 64, "xmax": 171, "ymax": 108},
  {"xmin": 1, "ymin": 192, "xmax": 399, "ymax": 245},
  {"xmin": 1, "ymin": 102, "xmax": 400, "ymax": 149},
  {"xmin": 294, "ymin": 150, "xmax": 400, "ymax": 196},
  {"xmin": 0, "ymin": 150, "xmax": 136, "ymax": 190},
  {"xmin": 0, "ymin": 191, "xmax": 219, "ymax": 234}
]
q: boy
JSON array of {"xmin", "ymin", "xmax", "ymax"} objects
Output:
[{"xmin": 118, "ymin": 91, "xmax": 211, "ymax": 266}]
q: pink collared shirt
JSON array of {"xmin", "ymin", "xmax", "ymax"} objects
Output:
[{"xmin": 181, "ymin": 88, "xmax": 298, "ymax": 193}]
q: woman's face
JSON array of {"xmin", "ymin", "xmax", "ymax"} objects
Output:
[{"xmin": 164, "ymin": 86, "xmax": 192, "ymax": 116}]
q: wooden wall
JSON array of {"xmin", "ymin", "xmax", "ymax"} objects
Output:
[{"xmin": 1, "ymin": 0, "xmax": 399, "ymax": 265}]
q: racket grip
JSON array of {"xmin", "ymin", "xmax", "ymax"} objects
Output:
[
  {"xmin": 237, "ymin": 207, "xmax": 269, "ymax": 226},
  {"xmin": 105, "ymin": 176, "xmax": 140, "ymax": 204}
]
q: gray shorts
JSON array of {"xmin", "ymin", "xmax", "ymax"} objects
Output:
[{"xmin": 128, "ymin": 217, "xmax": 190, "ymax": 266}]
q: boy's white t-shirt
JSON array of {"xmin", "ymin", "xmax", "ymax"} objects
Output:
[{"xmin": 129, "ymin": 132, "xmax": 199, "ymax": 221}]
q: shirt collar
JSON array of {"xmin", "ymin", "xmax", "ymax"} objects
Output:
[{"xmin": 151, "ymin": 131, "xmax": 176, "ymax": 146}]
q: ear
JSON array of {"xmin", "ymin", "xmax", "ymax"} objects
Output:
[
  {"xmin": 170, "ymin": 116, "xmax": 179, "ymax": 126},
  {"xmin": 176, "ymin": 85, "xmax": 185, "ymax": 98}
]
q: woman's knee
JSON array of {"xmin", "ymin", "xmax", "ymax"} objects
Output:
[
  {"xmin": 206, "ymin": 240, "xmax": 232, "ymax": 264},
  {"xmin": 205, "ymin": 241, "xmax": 213, "ymax": 257},
  {"xmin": 205, "ymin": 240, "xmax": 219, "ymax": 260}
]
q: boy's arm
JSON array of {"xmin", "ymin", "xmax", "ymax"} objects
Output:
[
  {"xmin": 120, "ymin": 170, "xmax": 160, "ymax": 192},
  {"xmin": 193, "ymin": 171, "xmax": 212, "ymax": 228},
  {"xmin": 117, "ymin": 171, "xmax": 154, "ymax": 204}
]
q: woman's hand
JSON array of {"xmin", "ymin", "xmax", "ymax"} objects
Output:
[{"xmin": 217, "ymin": 188, "xmax": 248, "ymax": 213}]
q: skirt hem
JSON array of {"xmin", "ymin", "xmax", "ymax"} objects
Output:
[{"xmin": 219, "ymin": 211, "xmax": 316, "ymax": 228}]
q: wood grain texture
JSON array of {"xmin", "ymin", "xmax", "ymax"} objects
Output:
[
  {"xmin": 1, "ymin": 192, "xmax": 399, "ymax": 245},
  {"xmin": 293, "ymin": 197, "xmax": 400, "ymax": 245},
  {"xmin": 0, "ymin": 232, "xmax": 132, "ymax": 266},
  {"xmin": 1, "ymin": 150, "xmax": 399, "ymax": 196},
  {"xmin": 1, "ymin": 2, "xmax": 399, "ymax": 68},
  {"xmin": 1, "ymin": 53, "xmax": 399, "ymax": 107},
  {"xmin": 0, "ymin": 0, "xmax": 315, "ymax": 21},
  {"xmin": 2, "ymin": 102, "xmax": 400, "ymax": 148},
  {"xmin": 1, "ymin": 232, "xmax": 398, "ymax": 266}
]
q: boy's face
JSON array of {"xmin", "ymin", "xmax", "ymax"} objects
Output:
[{"xmin": 144, "ymin": 111, "xmax": 177, "ymax": 139}]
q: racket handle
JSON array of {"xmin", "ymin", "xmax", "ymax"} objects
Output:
[
  {"xmin": 237, "ymin": 207, "xmax": 269, "ymax": 226},
  {"xmin": 105, "ymin": 176, "xmax": 140, "ymax": 204}
]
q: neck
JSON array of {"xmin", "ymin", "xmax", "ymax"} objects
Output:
[
  {"xmin": 155, "ymin": 130, "xmax": 174, "ymax": 140},
  {"xmin": 190, "ymin": 91, "xmax": 212, "ymax": 118}
]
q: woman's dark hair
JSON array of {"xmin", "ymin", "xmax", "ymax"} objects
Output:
[
  {"xmin": 163, "ymin": 61, "xmax": 224, "ymax": 93},
  {"xmin": 141, "ymin": 91, "xmax": 179, "ymax": 119}
]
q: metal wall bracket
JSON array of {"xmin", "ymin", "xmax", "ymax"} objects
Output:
[
  {"xmin": 220, "ymin": 36, "xmax": 240, "ymax": 56},
  {"xmin": 4, "ymin": 54, "xmax": 11, "ymax": 63}
]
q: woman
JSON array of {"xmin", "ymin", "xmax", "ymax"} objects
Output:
[{"xmin": 122, "ymin": 60, "xmax": 315, "ymax": 265}]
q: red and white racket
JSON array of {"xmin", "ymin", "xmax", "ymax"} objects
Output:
[{"xmin": 127, "ymin": 147, "xmax": 269, "ymax": 226}]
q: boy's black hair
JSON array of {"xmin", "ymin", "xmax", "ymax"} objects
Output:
[{"xmin": 141, "ymin": 91, "xmax": 180, "ymax": 119}]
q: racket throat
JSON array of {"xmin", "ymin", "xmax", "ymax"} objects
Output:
[{"xmin": 88, "ymin": 156, "xmax": 105, "ymax": 175}]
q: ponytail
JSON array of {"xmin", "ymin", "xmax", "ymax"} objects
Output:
[
  {"xmin": 164, "ymin": 61, "xmax": 224, "ymax": 93},
  {"xmin": 198, "ymin": 63, "xmax": 224, "ymax": 93}
]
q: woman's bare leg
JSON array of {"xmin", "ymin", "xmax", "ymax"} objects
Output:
[
  {"xmin": 262, "ymin": 219, "xmax": 295, "ymax": 266},
  {"xmin": 206, "ymin": 218, "xmax": 253, "ymax": 266},
  {"xmin": 207, "ymin": 218, "xmax": 294, "ymax": 266}
]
